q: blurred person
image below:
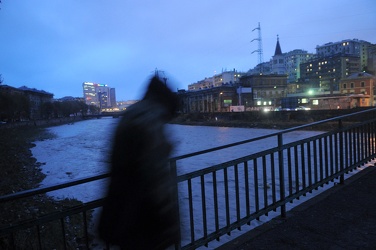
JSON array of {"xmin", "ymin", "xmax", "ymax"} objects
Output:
[{"xmin": 98, "ymin": 76, "xmax": 180, "ymax": 249}]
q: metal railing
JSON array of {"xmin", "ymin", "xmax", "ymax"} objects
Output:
[{"xmin": 1, "ymin": 108, "xmax": 376, "ymax": 249}]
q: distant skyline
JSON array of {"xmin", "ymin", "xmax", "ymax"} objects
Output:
[{"xmin": 0, "ymin": 1, "xmax": 375, "ymax": 100}]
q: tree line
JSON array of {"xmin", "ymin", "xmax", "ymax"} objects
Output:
[{"xmin": 0, "ymin": 91, "xmax": 99, "ymax": 122}]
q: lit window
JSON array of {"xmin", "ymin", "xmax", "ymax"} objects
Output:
[{"xmin": 312, "ymin": 100, "xmax": 319, "ymax": 105}]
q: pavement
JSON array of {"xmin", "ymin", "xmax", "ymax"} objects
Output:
[{"xmin": 217, "ymin": 161, "xmax": 376, "ymax": 250}]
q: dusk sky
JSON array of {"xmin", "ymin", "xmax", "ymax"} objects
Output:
[{"xmin": 1, "ymin": 1, "xmax": 375, "ymax": 101}]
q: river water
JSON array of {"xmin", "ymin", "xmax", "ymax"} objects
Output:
[
  {"xmin": 30, "ymin": 118, "xmax": 365, "ymax": 249},
  {"xmin": 31, "ymin": 118, "xmax": 323, "ymax": 201}
]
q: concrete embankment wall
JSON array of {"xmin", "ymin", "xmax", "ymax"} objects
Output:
[{"xmin": 172, "ymin": 107, "xmax": 374, "ymax": 129}]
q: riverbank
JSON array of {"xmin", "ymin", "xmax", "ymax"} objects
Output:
[{"xmin": 0, "ymin": 119, "xmax": 89, "ymax": 249}]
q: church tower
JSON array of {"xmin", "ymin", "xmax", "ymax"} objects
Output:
[{"xmin": 272, "ymin": 35, "xmax": 286, "ymax": 74}]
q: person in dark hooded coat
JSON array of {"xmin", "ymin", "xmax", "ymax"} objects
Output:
[{"xmin": 98, "ymin": 76, "xmax": 180, "ymax": 249}]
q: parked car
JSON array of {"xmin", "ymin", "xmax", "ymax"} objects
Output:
[{"xmin": 295, "ymin": 106, "xmax": 311, "ymax": 111}]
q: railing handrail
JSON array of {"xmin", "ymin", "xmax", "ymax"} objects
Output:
[{"xmin": 0, "ymin": 172, "xmax": 111, "ymax": 203}]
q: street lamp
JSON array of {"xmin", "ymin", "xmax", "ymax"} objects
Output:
[{"xmin": 219, "ymin": 92, "xmax": 223, "ymax": 112}]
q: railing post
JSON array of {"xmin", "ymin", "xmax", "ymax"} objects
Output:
[
  {"xmin": 169, "ymin": 159, "xmax": 182, "ymax": 250},
  {"xmin": 278, "ymin": 134, "xmax": 286, "ymax": 218},
  {"xmin": 339, "ymin": 119, "xmax": 345, "ymax": 184}
]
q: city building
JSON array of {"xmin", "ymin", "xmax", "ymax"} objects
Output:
[
  {"xmin": 300, "ymin": 54, "xmax": 361, "ymax": 94},
  {"xmin": 188, "ymin": 69, "xmax": 243, "ymax": 91},
  {"xmin": 239, "ymin": 73, "xmax": 288, "ymax": 109},
  {"xmin": 284, "ymin": 49, "xmax": 314, "ymax": 83},
  {"xmin": 178, "ymin": 85, "xmax": 238, "ymax": 113},
  {"xmin": 0, "ymin": 85, "xmax": 53, "ymax": 120},
  {"xmin": 82, "ymin": 82, "xmax": 117, "ymax": 110},
  {"xmin": 340, "ymin": 72, "xmax": 376, "ymax": 107},
  {"xmin": 316, "ymin": 39, "xmax": 371, "ymax": 70}
]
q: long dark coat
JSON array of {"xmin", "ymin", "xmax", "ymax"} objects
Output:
[{"xmin": 98, "ymin": 78, "xmax": 180, "ymax": 249}]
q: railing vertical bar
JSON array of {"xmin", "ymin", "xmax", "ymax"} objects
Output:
[
  {"xmin": 200, "ymin": 175, "xmax": 208, "ymax": 245},
  {"xmin": 294, "ymin": 145, "xmax": 299, "ymax": 194},
  {"xmin": 349, "ymin": 128, "xmax": 354, "ymax": 166},
  {"xmin": 270, "ymin": 153, "xmax": 276, "ymax": 206},
  {"xmin": 367, "ymin": 123, "xmax": 370, "ymax": 158},
  {"xmin": 362, "ymin": 125, "xmax": 365, "ymax": 164},
  {"xmin": 334, "ymin": 132, "xmax": 339, "ymax": 174},
  {"xmin": 234, "ymin": 164, "xmax": 241, "ymax": 229},
  {"xmin": 188, "ymin": 179, "xmax": 195, "ymax": 244},
  {"xmin": 374, "ymin": 118, "xmax": 376, "ymax": 155},
  {"xmin": 212, "ymin": 171, "xmax": 220, "ymax": 239},
  {"xmin": 329, "ymin": 134, "xmax": 334, "ymax": 176},
  {"xmin": 307, "ymin": 141, "xmax": 312, "ymax": 188},
  {"xmin": 324, "ymin": 136, "xmax": 329, "ymax": 180},
  {"xmin": 356, "ymin": 127, "xmax": 361, "ymax": 168},
  {"xmin": 300, "ymin": 144, "xmax": 306, "ymax": 194},
  {"xmin": 278, "ymin": 134, "xmax": 286, "ymax": 218},
  {"xmin": 313, "ymin": 140, "xmax": 318, "ymax": 186},
  {"xmin": 287, "ymin": 148, "xmax": 293, "ymax": 198},
  {"xmin": 262, "ymin": 156, "xmax": 268, "ymax": 212},
  {"xmin": 253, "ymin": 159, "xmax": 259, "ymax": 215},
  {"xmin": 371, "ymin": 122, "xmax": 376, "ymax": 155},
  {"xmin": 169, "ymin": 160, "xmax": 182, "ymax": 250},
  {"xmin": 244, "ymin": 161, "xmax": 251, "ymax": 224},
  {"xmin": 368, "ymin": 123, "xmax": 372, "ymax": 157},
  {"xmin": 224, "ymin": 168, "xmax": 230, "ymax": 234},
  {"xmin": 319, "ymin": 138, "xmax": 324, "ymax": 184},
  {"xmin": 60, "ymin": 218, "xmax": 67, "ymax": 250},
  {"xmin": 339, "ymin": 119, "xmax": 345, "ymax": 184},
  {"xmin": 346, "ymin": 129, "xmax": 350, "ymax": 167}
]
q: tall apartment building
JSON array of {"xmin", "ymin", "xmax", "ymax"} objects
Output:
[
  {"xmin": 83, "ymin": 82, "xmax": 117, "ymax": 109},
  {"xmin": 298, "ymin": 39, "xmax": 373, "ymax": 94},
  {"xmin": 284, "ymin": 49, "xmax": 314, "ymax": 83},
  {"xmin": 316, "ymin": 39, "xmax": 371, "ymax": 70}
]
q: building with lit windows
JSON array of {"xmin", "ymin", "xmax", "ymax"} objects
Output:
[
  {"xmin": 82, "ymin": 82, "xmax": 117, "ymax": 110},
  {"xmin": 316, "ymin": 39, "xmax": 371, "ymax": 70},
  {"xmin": 284, "ymin": 49, "xmax": 314, "ymax": 83},
  {"xmin": 340, "ymin": 72, "xmax": 376, "ymax": 107},
  {"xmin": 300, "ymin": 54, "xmax": 361, "ymax": 94}
]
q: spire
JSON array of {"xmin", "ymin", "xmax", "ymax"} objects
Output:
[{"xmin": 274, "ymin": 35, "xmax": 282, "ymax": 56}]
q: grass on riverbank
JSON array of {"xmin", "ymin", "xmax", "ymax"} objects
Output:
[{"xmin": 0, "ymin": 125, "xmax": 92, "ymax": 249}]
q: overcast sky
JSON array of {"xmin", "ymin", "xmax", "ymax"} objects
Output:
[{"xmin": 0, "ymin": 1, "xmax": 375, "ymax": 101}]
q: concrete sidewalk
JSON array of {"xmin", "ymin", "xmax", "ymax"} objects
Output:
[{"xmin": 217, "ymin": 162, "xmax": 376, "ymax": 250}]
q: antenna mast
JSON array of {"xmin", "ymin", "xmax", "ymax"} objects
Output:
[{"xmin": 251, "ymin": 22, "xmax": 264, "ymax": 72}]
